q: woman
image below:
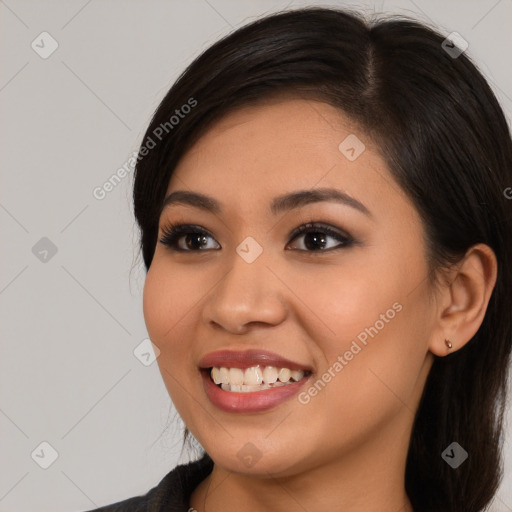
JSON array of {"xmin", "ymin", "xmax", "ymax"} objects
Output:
[{"xmin": 86, "ymin": 6, "xmax": 512, "ymax": 512}]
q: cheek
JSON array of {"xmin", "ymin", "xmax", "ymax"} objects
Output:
[
  {"xmin": 142, "ymin": 263, "xmax": 195, "ymax": 380},
  {"xmin": 288, "ymin": 259, "xmax": 397, "ymax": 346},
  {"xmin": 298, "ymin": 257, "xmax": 427, "ymax": 415},
  {"xmin": 317, "ymin": 296, "xmax": 429, "ymax": 435},
  {"xmin": 142, "ymin": 265, "xmax": 169, "ymax": 341},
  {"xmin": 143, "ymin": 260, "xmax": 197, "ymax": 341},
  {"xmin": 142, "ymin": 264, "xmax": 200, "ymax": 412},
  {"xmin": 308, "ymin": 317, "xmax": 418, "ymax": 449}
]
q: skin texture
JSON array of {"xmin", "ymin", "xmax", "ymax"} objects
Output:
[{"xmin": 143, "ymin": 98, "xmax": 497, "ymax": 512}]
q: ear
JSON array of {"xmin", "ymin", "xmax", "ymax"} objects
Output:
[{"xmin": 428, "ymin": 243, "xmax": 498, "ymax": 357}]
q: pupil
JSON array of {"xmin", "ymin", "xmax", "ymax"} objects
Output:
[
  {"xmin": 305, "ymin": 232, "xmax": 326, "ymax": 250},
  {"xmin": 187, "ymin": 234, "xmax": 207, "ymax": 250}
]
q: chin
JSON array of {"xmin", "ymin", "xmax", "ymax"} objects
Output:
[{"xmin": 204, "ymin": 439, "xmax": 311, "ymax": 478}]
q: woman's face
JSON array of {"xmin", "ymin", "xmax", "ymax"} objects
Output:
[{"xmin": 143, "ymin": 98, "xmax": 438, "ymax": 476}]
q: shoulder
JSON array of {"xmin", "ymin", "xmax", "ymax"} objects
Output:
[
  {"xmin": 82, "ymin": 494, "xmax": 148, "ymax": 512},
  {"xmin": 80, "ymin": 453, "xmax": 214, "ymax": 512}
]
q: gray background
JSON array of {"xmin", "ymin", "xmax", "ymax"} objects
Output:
[{"xmin": 1, "ymin": 0, "xmax": 511, "ymax": 510}]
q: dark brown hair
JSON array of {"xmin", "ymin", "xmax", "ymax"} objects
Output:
[{"xmin": 132, "ymin": 7, "xmax": 512, "ymax": 511}]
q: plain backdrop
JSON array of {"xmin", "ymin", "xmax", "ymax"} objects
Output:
[{"xmin": 1, "ymin": 0, "xmax": 511, "ymax": 510}]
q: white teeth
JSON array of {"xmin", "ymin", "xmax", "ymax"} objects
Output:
[
  {"xmin": 219, "ymin": 367, "xmax": 230, "ymax": 384},
  {"xmin": 241, "ymin": 384, "xmax": 268, "ymax": 392},
  {"xmin": 211, "ymin": 367, "xmax": 221, "ymax": 385},
  {"xmin": 210, "ymin": 364, "xmax": 309, "ymax": 392},
  {"xmin": 221, "ymin": 383, "xmax": 271, "ymax": 392},
  {"xmin": 262, "ymin": 366, "xmax": 278, "ymax": 384},
  {"xmin": 291, "ymin": 370, "xmax": 304, "ymax": 381},
  {"xmin": 278, "ymin": 368, "xmax": 291, "ymax": 383},
  {"xmin": 229, "ymin": 368, "xmax": 244, "ymax": 386},
  {"xmin": 244, "ymin": 366, "xmax": 263, "ymax": 385}
]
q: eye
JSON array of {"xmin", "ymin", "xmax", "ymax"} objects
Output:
[
  {"xmin": 159, "ymin": 223, "xmax": 220, "ymax": 252},
  {"xmin": 158, "ymin": 221, "xmax": 354, "ymax": 252},
  {"xmin": 286, "ymin": 222, "xmax": 354, "ymax": 252}
]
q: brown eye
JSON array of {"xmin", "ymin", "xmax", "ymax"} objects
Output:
[
  {"xmin": 159, "ymin": 224, "xmax": 220, "ymax": 251},
  {"xmin": 287, "ymin": 222, "xmax": 354, "ymax": 252}
]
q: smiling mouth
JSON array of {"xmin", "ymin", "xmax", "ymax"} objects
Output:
[{"xmin": 203, "ymin": 365, "xmax": 312, "ymax": 393}]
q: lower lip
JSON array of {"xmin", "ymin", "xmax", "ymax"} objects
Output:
[{"xmin": 200, "ymin": 369, "xmax": 312, "ymax": 413}]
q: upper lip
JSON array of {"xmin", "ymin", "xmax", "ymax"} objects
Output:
[{"xmin": 198, "ymin": 349, "xmax": 313, "ymax": 372}]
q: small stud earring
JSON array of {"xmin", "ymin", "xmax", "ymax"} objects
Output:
[{"xmin": 445, "ymin": 338, "xmax": 453, "ymax": 349}]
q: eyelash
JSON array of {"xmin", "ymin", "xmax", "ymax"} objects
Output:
[{"xmin": 158, "ymin": 221, "xmax": 355, "ymax": 253}]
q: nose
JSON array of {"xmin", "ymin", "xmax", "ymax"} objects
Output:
[{"xmin": 201, "ymin": 248, "xmax": 288, "ymax": 334}]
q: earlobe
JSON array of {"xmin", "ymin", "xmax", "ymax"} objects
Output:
[
  {"xmin": 428, "ymin": 243, "xmax": 498, "ymax": 357},
  {"xmin": 429, "ymin": 337, "xmax": 455, "ymax": 358}
]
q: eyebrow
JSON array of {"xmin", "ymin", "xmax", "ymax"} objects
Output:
[{"xmin": 161, "ymin": 187, "xmax": 373, "ymax": 218}]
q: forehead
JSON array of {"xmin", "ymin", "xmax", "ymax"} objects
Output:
[
  {"xmin": 172, "ymin": 98, "xmax": 365, "ymax": 178},
  {"xmin": 165, "ymin": 98, "xmax": 410, "ymax": 221}
]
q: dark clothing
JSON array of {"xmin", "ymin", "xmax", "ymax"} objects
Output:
[{"xmin": 83, "ymin": 453, "xmax": 213, "ymax": 512}]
